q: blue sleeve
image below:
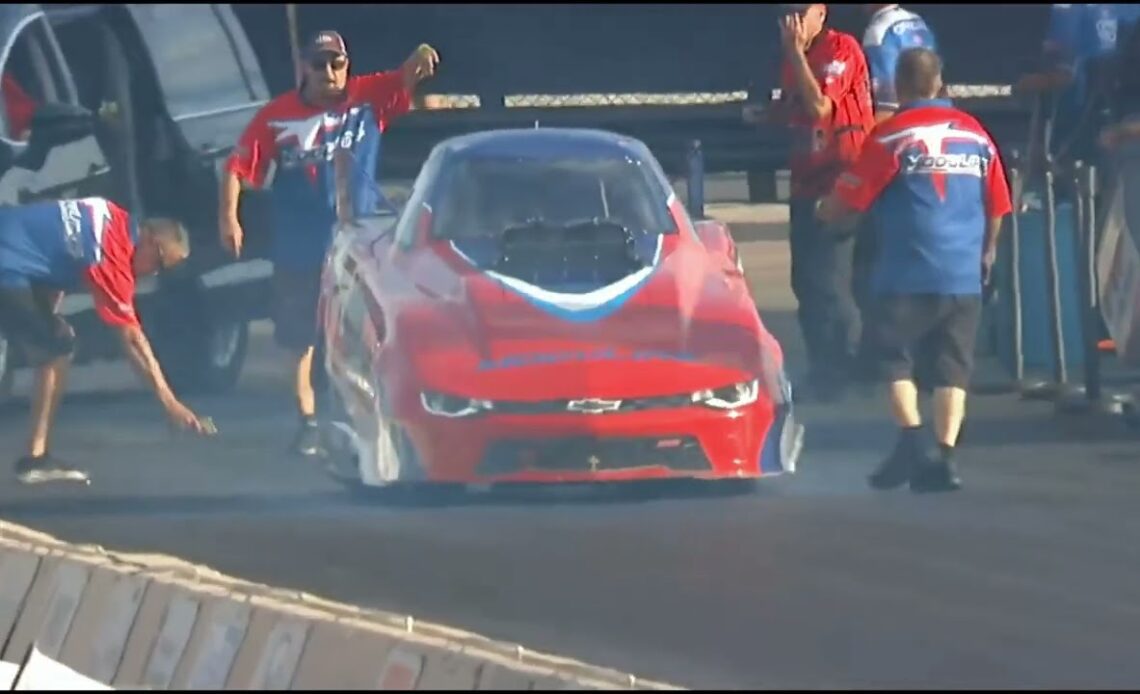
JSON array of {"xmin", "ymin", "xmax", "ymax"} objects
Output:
[{"xmin": 866, "ymin": 35, "xmax": 900, "ymax": 112}]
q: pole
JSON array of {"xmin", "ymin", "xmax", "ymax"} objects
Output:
[
  {"xmin": 686, "ymin": 139, "xmax": 706, "ymax": 220},
  {"xmin": 1042, "ymin": 165, "xmax": 1069, "ymax": 387},
  {"xmin": 1007, "ymin": 159, "xmax": 1027, "ymax": 385},
  {"xmin": 286, "ymin": 4, "xmax": 303, "ymax": 89},
  {"xmin": 1073, "ymin": 161, "xmax": 1103, "ymax": 401}
]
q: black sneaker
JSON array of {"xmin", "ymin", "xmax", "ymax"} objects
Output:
[
  {"xmin": 15, "ymin": 455, "xmax": 90, "ymax": 485},
  {"xmin": 910, "ymin": 446, "xmax": 963, "ymax": 494},
  {"xmin": 291, "ymin": 418, "xmax": 325, "ymax": 458},
  {"xmin": 868, "ymin": 427, "xmax": 926, "ymax": 491}
]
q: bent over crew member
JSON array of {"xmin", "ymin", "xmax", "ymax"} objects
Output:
[
  {"xmin": 818, "ymin": 48, "xmax": 1013, "ymax": 493},
  {"xmin": 220, "ymin": 31, "xmax": 439, "ymax": 458},
  {"xmin": 0, "ymin": 198, "xmax": 213, "ymax": 485},
  {"xmin": 748, "ymin": 3, "xmax": 875, "ymax": 400}
]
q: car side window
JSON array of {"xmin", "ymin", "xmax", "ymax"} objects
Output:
[
  {"xmin": 126, "ymin": 5, "xmax": 261, "ymax": 117},
  {"xmin": 0, "ymin": 14, "xmax": 78, "ymax": 142}
]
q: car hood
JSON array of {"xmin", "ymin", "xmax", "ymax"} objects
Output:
[{"xmin": 406, "ymin": 236, "xmax": 779, "ymax": 400}]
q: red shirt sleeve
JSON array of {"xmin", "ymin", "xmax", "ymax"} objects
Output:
[
  {"xmin": 2, "ymin": 73, "xmax": 36, "ymax": 137},
  {"xmin": 83, "ymin": 203, "xmax": 140, "ymax": 328},
  {"xmin": 85, "ymin": 265, "xmax": 139, "ymax": 328},
  {"xmin": 351, "ymin": 71, "xmax": 412, "ymax": 130},
  {"xmin": 224, "ymin": 106, "xmax": 278, "ymax": 188},
  {"xmin": 833, "ymin": 135, "xmax": 899, "ymax": 212},
  {"xmin": 984, "ymin": 141, "xmax": 1013, "ymax": 219}
]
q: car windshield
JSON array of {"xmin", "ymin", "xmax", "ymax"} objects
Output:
[{"xmin": 430, "ymin": 154, "xmax": 674, "ymax": 241}]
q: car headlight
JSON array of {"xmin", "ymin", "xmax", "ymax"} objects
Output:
[
  {"xmin": 420, "ymin": 391, "xmax": 493, "ymax": 418},
  {"xmin": 690, "ymin": 379, "xmax": 760, "ymax": 409}
]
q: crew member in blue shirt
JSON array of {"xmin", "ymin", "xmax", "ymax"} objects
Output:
[
  {"xmin": 1017, "ymin": 3, "xmax": 1140, "ymax": 164},
  {"xmin": 861, "ymin": 4, "xmax": 940, "ymax": 123},
  {"xmin": 818, "ymin": 48, "xmax": 1013, "ymax": 493}
]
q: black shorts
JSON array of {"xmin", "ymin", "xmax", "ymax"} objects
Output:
[
  {"xmin": 272, "ymin": 267, "xmax": 322, "ymax": 352},
  {"xmin": 868, "ymin": 294, "xmax": 982, "ymax": 389},
  {"xmin": 0, "ymin": 285, "xmax": 76, "ymax": 367}
]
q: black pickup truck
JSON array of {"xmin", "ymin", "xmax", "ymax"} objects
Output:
[{"xmin": 0, "ymin": 3, "xmax": 275, "ymax": 404}]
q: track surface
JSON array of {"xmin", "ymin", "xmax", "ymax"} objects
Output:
[{"xmin": 4, "ymin": 185, "xmax": 1140, "ymax": 689}]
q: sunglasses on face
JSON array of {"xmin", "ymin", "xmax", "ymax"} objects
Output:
[{"xmin": 309, "ymin": 54, "xmax": 348, "ymax": 71}]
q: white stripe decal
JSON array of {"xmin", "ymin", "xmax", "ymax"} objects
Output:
[
  {"xmin": 200, "ymin": 259, "xmax": 274, "ymax": 288},
  {"xmin": 449, "ymin": 234, "xmax": 663, "ymax": 313}
]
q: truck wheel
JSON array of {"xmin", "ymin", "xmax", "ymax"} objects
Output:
[
  {"xmin": 148, "ymin": 277, "xmax": 250, "ymax": 396},
  {"xmin": 164, "ymin": 317, "xmax": 249, "ymax": 396}
]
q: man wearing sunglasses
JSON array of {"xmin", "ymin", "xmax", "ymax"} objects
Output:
[
  {"xmin": 0, "ymin": 197, "xmax": 214, "ymax": 485},
  {"xmin": 220, "ymin": 31, "xmax": 439, "ymax": 458}
]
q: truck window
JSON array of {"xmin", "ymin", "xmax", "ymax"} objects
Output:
[
  {"xmin": 127, "ymin": 4, "xmax": 261, "ymax": 118},
  {"xmin": 0, "ymin": 14, "xmax": 77, "ymax": 142}
]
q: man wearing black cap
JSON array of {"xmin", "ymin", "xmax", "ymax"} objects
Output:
[
  {"xmin": 744, "ymin": 4, "xmax": 875, "ymax": 400},
  {"xmin": 219, "ymin": 31, "xmax": 439, "ymax": 457}
]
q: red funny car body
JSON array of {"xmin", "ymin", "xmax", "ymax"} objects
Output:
[{"xmin": 319, "ymin": 128, "xmax": 801, "ymax": 488}]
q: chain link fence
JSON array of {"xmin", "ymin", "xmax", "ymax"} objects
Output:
[
  {"xmin": 415, "ymin": 85, "xmax": 1014, "ymax": 111},
  {"xmin": 503, "ymin": 91, "xmax": 750, "ymax": 108}
]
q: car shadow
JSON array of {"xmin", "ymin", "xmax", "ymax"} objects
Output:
[
  {"xmin": 352, "ymin": 477, "xmax": 776, "ymax": 510},
  {"xmin": 0, "ymin": 478, "xmax": 774, "ymax": 520}
]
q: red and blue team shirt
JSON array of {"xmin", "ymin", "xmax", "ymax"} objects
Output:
[
  {"xmin": 833, "ymin": 98, "xmax": 1013, "ymax": 296},
  {"xmin": 225, "ymin": 72, "xmax": 412, "ymax": 271},
  {"xmin": 0, "ymin": 197, "xmax": 141, "ymax": 327},
  {"xmin": 861, "ymin": 5, "xmax": 940, "ymax": 114},
  {"xmin": 780, "ymin": 28, "xmax": 875, "ymax": 200}
]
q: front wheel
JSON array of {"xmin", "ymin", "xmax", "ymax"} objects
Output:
[
  {"xmin": 161, "ymin": 317, "xmax": 249, "ymax": 396},
  {"xmin": 146, "ymin": 272, "xmax": 252, "ymax": 396}
]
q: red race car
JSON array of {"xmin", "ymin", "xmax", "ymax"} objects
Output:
[{"xmin": 317, "ymin": 128, "xmax": 803, "ymax": 492}]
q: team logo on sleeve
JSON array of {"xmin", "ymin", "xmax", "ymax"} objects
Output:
[{"xmin": 57, "ymin": 198, "xmax": 112, "ymax": 261}]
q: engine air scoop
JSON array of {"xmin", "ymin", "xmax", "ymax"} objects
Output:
[{"xmin": 492, "ymin": 218, "xmax": 652, "ymax": 292}]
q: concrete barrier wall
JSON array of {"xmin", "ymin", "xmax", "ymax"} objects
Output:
[{"xmin": 0, "ymin": 521, "xmax": 679, "ymax": 690}]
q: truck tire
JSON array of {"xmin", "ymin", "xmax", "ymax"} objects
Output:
[{"xmin": 147, "ymin": 278, "xmax": 249, "ymax": 396}]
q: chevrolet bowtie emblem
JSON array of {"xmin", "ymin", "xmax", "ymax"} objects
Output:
[{"xmin": 566, "ymin": 398, "xmax": 622, "ymax": 414}]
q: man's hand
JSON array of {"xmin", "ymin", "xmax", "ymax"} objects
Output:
[
  {"xmin": 220, "ymin": 215, "xmax": 243, "ymax": 258},
  {"xmin": 117, "ymin": 323, "xmax": 213, "ymax": 437},
  {"xmin": 162, "ymin": 396, "xmax": 214, "ymax": 436},
  {"xmin": 779, "ymin": 14, "xmax": 810, "ymax": 55},
  {"xmin": 742, "ymin": 104, "xmax": 767, "ymax": 125},
  {"xmin": 1014, "ymin": 70, "xmax": 1071, "ymax": 96},
  {"xmin": 401, "ymin": 43, "xmax": 439, "ymax": 89},
  {"xmin": 981, "ymin": 246, "xmax": 998, "ymax": 286},
  {"xmin": 816, "ymin": 194, "xmax": 863, "ymax": 233}
]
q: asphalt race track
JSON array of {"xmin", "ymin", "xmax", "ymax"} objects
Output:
[{"xmin": 5, "ymin": 182, "xmax": 1140, "ymax": 689}]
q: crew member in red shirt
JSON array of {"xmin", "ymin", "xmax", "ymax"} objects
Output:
[
  {"xmin": 0, "ymin": 198, "xmax": 214, "ymax": 485},
  {"xmin": 818, "ymin": 48, "xmax": 1013, "ymax": 492},
  {"xmin": 221, "ymin": 31, "xmax": 438, "ymax": 458},
  {"xmin": 746, "ymin": 3, "xmax": 875, "ymax": 400}
]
